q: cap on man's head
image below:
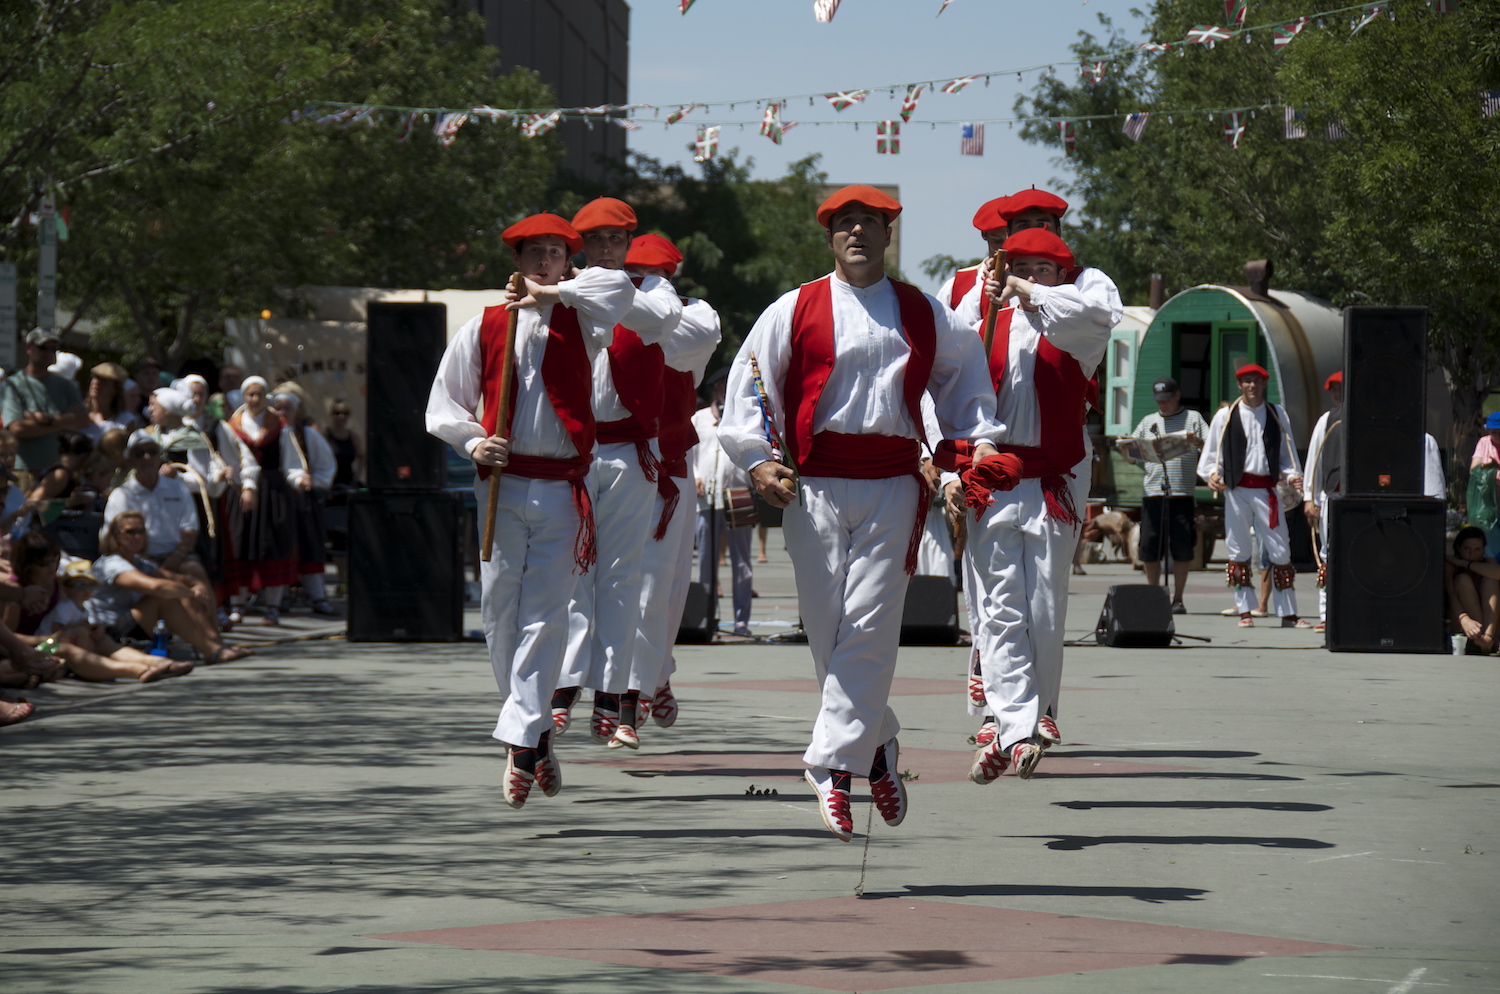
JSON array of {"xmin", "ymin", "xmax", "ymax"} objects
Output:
[
  {"xmin": 25, "ymin": 329, "xmax": 60, "ymax": 348},
  {"xmin": 624, "ymin": 233, "xmax": 684, "ymax": 276},
  {"xmin": 1484, "ymin": 411, "xmax": 1500, "ymax": 430},
  {"xmin": 502, "ymin": 213, "xmax": 583, "ymax": 254},
  {"xmin": 1236, "ymin": 363, "xmax": 1270, "ymax": 381},
  {"xmin": 570, "ymin": 197, "xmax": 638, "ymax": 233},
  {"xmin": 91, "ymin": 362, "xmax": 129, "ymax": 384},
  {"xmin": 1324, "ymin": 371, "xmax": 1343, "ymax": 390},
  {"xmin": 1000, "ymin": 228, "xmax": 1075, "ymax": 270},
  {"xmin": 126, "ymin": 428, "xmax": 159, "ymax": 454},
  {"xmin": 1001, "ymin": 187, "xmax": 1069, "ymax": 222},
  {"xmin": 1152, "ymin": 376, "xmax": 1180, "ymax": 400},
  {"xmin": 971, "ymin": 196, "xmax": 1010, "ymax": 233},
  {"xmin": 816, "ymin": 185, "xmax": 903, "ymax": 228}
]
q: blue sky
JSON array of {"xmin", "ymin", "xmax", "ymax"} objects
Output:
[{"xmin": 624, "ymin": 0, "xmax": 1150, "ymax": 293}]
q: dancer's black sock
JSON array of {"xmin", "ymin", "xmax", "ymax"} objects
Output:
[
  {"xmin": 830, "ymin": 770, "xmax": 853, "ymax": 794},
  {"xmin": 595, "ymin": 691, "xmax": 620, "ymax": 713},
  {"xmin": 511, "ymin": 746, "xmax": 538, "ymax": 774},
  {"xmin": 537, "ymin": 729, "xmax": 551, "ymax": 759},
  {"xmin": 868, "ymin": 746, "xmax": 888, "ymax": 782},
  {"xmin": 620, "ymin": 690, "xmax": 639, "ymax": 728},
  {"xmin": 551, "ymin": 686, "xmax": 580, "ymax": 711}
]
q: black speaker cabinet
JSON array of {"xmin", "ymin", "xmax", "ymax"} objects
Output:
[
  {"xmin": 901, "ymin": 575, "xmax": 960, "ymax": 645},
  {"xmin": 1343, "ymin": 306, "xmax": 1427, "ymax": 497},
  {"xmin": 1326, "ymin": 497, "xmax": 1446, "ymax": 653},
  {"xmin": 1096, "ymin": 584, "xmax": 1175, "ymax": 647},
  {"xmin": 676, "ymin": 582, "xmax": 713, "ymax": 643},
  {"xmin": 367, "ymin": 301, "xmax": 448, "ymax": 490},
  {"xmin": 348, "ymin": 490, "xmax": 464, "ymax": 641}
]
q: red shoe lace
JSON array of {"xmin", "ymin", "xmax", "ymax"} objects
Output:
[
  {"xmin": 871, "ymin": 774, "xmax": 903, "ymax": 821},
  {"xmin": 826, "ymin": 790, "xmax": 853, "ymax": 834},
  {"xmin": 976, "ymin": 744, "xmax": 1009, "ymax": 780},
  {"xmin": 1038, "ymin": 715, "xmax": 1061, "ymax": 743},
  {"xmin": 507, "ymin": 770, "xmax": 534, "ymax": 804},
  {"xmin": 535, "ymin": 759, "xmax": 557, "ymax": 795},
  {"xmin": 968, "ymin": 675, "xmax": 986, "ymax": 707}
]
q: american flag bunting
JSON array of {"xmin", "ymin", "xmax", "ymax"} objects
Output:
[
  {"xmin": 1483, "ymin": 91, "xmax": 1500, "ymax": 118},
  {"xmin": 899, "ymin": 84, "xmax": 924, "ymax": 123},
  {"xmin": 1284, "ymin": 107, "xmax": 1306, "ymax": 139},
  {"xmin": 1326, "ymin": 120, "xmax": 1349, "ymax": 139},
  {"xmin": 960, "ymin": 122, "xmax": 984, "ymax": 155},
  {"xmin": 1122, "ymin": 112, "xmax": 1150, "ymax": 141},
  {"xmin": 878, "ymin": 120, "xmax": 900, "ymax": 154}
]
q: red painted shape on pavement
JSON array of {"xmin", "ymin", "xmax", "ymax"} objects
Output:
[
  {"xmin": 574, "ymin": 748, "xmax": 1193, "ymax": 784},
  {"xmin": 369, "ymin": 896, "xmax": 1356, "ymax": 990}
]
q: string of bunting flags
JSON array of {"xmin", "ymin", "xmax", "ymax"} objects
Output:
[
  {"xmin": 679, "ymin": 0, "xmax": 963, "ymax": 19},
  {"xmin": 287, "ymin": 0, "xmax": 1472, "ymax": 154}
]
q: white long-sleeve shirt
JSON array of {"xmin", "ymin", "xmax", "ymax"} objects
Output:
[
  {"xmin": 1303, "ymin": 408, "xmax": 1339, "ymax": 502},
  {"xmin": 666, "ymin": 296, "xmax": 721, "ymax": 378},
  {"xmin": 987, "ymin": 289, "xmax": 1114, "ymax": 450},
  {"xmin": 1197, "ymin": 401, "xmax": 1301, "ymax": 484},
  {"xmin": 426, "ymin": 268, "xmax": 634, "ymax": 461},
  {"xmin": 691, "ymin": 404, "xmax": 751, "ymax": 509},
  {"xmin": 286, "ymin": 426, "xmax": 336, "ymax": 491},
  {"xmin": 590, "ymin": 270, "xmax": 685, "ymax": 422},
  {"xmin": 955, "ymin": 266, "xmax": 1123, "ymax": 335},
  {"xmin": 229, "ymin": 409, "xmax": 303, "ymax": 490},
  {"xmin": 719, "ymin": 273, "xmax": 1003, "ymax": 474}
]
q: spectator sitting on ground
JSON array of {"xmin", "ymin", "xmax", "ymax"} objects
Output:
[
  {"xmin": 96, "ymin": 427, "xmax": 132, "ymax": 491},
  {"xmin": 2, "ymin": 529, "xmax": 195, "ymax": 681},
  {"xmin": 39, "ymin": 559, "xmax": 194, "ymax": 679},
  {"xmin": 0, "ymin": 613, "xmax": 54, "ymax": 724},
  {"xmin": 1446, "ymin": 525, "xmax": 1500, "ymax": 654},
  {"xmin": 103, "ymin": 430, "xmax": 217, "ymax": 621},
  {"xmin": 0, "ymin": 329, "xmax": 90, "ymax": 488},
  {"xmin": 23, "ymin": 430, "xmax": 96, "ymax": 512},
  {"xmin": 82, "ymin": 362, "xmax": 141, "ymax": 442},
  {"xmin": 90, "ymin": 512, "xmax": 253, "ymax": 665},
  {"xmin": 0, "ymin": 429, "xmax": 31, "ymax": 537}
]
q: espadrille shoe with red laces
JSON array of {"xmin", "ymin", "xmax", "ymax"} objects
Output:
[
  {"xmin": 868, "ymin": 738, "xmax": 907, "ymax": 827},
  {"xmin": 969, "ymin": 739, "xmax": 1010, "ymax": 784},
  {"xmin": 1012, "ymin": 739, "xmax": 1043, "ymax": 780},
  {"xmin": 590, "ymin": 693, "xmax": 620, "ymax": 744},
  {"xmin": 534, "ymin": 751, "xmax": 561, "ymax": 798},
  {"xmin": 503, "ymin": 750, "xmax": 536, "ymax": 809},
  {"xmin": 636, "ymin": 693, "xmax": 653, "ymax": 723},
  {"xmin": 1036, "ymin": 714, "xmax": 1062, "ymax": 747},
  {"xmin": 652, "ymin": 683, "xmax": 678, "ymax": 727},
  {"xmin": 974, "ymin": 718, "xmax": 998, "ymax": 748},
  {"xmin": 607, "ymin": 723, "xmax": 640, "ymax": 750},
  {"xmin": 805, "ymin": 768, "xmax": 854, "ymax": 842},
  {"xmin": 550, "ymin": 687, "xmax": 579, "ymax": 735}
]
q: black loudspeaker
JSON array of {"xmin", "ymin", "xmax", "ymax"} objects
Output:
[
  {"xmin": 1096, "ymin": 584, "xmax": 1175, "ymax": 647},
  {"xmin": 1343, "ymin": 306, "xmax": 1427, "ymax": 497},
  {"xmin": 676, "ymin": 582, "xmax": 712, "ymax": 643},
  {"xmin": 1326, "ymin": 497, "xmax": 1446, "ymax": 653},
  {"xmin": 367, "ymin": 301, "xmax": 448, "ymax": 490},
  {"xmin": 901, "ymin": 575, "xmax": 960, "ymax": 645},
  {"xmin": 348, "ymin": 491, "xmax": 464, "ymax": 641}
]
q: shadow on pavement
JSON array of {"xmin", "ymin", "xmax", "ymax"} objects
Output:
[
  {"xmin": 1016, "ymin": 834, "xmax": 1336, "ymax": 851},
  {"xmin": 870, "ymin": 883, "xmax": 1211, "ymax": 904},
  {"xmin": 1053, "ymin": 800, "xmax": 1332, "ymax": 812}
]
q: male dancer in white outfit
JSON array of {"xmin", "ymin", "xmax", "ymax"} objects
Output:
[
  {"xmin": 551, "ymin": 198, "xmax": 686, "ymax": 748},
  {"xmin": 943, "ymin": 227, "xmax": 1117, "ymax": 783},
  {"xmin": 949, "ymin": 188, "xmax": 1122, "ymax": 754},
  {"xmin": 619, "ymin": 233, "xmax": 720, "ymax": 747},
  {"xmin": 1302, "ymin": 371, "xmax": 1343, "ymax": 631},
  {"xmin": 1197, "ymin": 364, "xmax": 1310, "ymax": 628},
  {"xmin": 720, "ymin": 185, "xmax": 1004, "ymax": 842},
  {"xmin": 426, "ymin": 213, "xmax": 633, "ymax": 808}
]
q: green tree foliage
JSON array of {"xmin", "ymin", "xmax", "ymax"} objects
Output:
[
  {"xmin": 2, "ymin": 0, "xmax": 561, "ymax": 366},
  {"xmin": 1015, "ymin": 1, "xmax": 1499, "ymax": 494},
  {"xmin": 554, "ymin": 149, "xmax": 832, "ymax": 366}
]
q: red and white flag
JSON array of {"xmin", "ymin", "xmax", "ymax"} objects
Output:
[
  {"xmin": 760, "ymin": 103, "xmax": 785, "ymax": 144},
  {"xmin": 813, "ymin": 0, "xmax": 841, "ymax": 22},
  {"xmin": 878, "ymin": 121, "xmax": 900, "ymax": 154},
  {"xmin": 937, "ymin": 0, "xmax": 956, "ymax": 13},
  {"xmin": 434, "ymin": 112, "xmax": 468, "ymax": 147},
  {"xmin": 899, "ymin": 84, "xmax": 924, "ymax": 122},
  {"xmin": 614, "ymin": 118, "xmax": 640, "ymax": 132},
  {"xmin": 1273, "ymin": 18, "xmax": 1309, "ymax": 52},
  {"xmin": 1224, "ymin": 0, "xmax": 1247, "ymax": 27},
  {"xmin": 521, "ymin": 110, "xmax": 562, "ymax": 138},
  {"xmin": 1082, "ymin": 61, "xmax": 1107, "ymax": 85},
  {"xmin": 1434, "ymin": 0, "xmax": 1458, "ymax": 12},
  {"xmin": 678, "ymin": 0, "xmax": 696, "ymax": 13},
  {"xmin": 1224, "ymin": 111, "xmax": 1246, "ymax": 149},
  {"xmin": 693, "ymin": 126, "xmax": 720, "ymax": 162},
  {"xmin": 666, "ymin": 105, "xmax": 694, "ymax": 125},
  {"xmin": 942, "ymin": 76, "xmax": 979, "ymax": 94},
  {"xmin": 1058, "ymin": 120, "xmax": 1076, "ymax": 156},
  {"xmin": 1186, "ymin": 24, "xmax": 1234, "ymax": 44},
  {"xmin": 825, "ymin": 90, "xmax": 869, "ymax": 111},
  {"xmin": 1351, "ymin": 4, "xmax": 1386, "ymax": 35},
  {"xmin": 397, "ymin": 111, "xmax": 420, "ymax": 144},
  {"xmin": 1123, "ymin": 112, "xmax": 1150, "ymax": 141},
  {"xmin": 1138, "ymin": 41, "xmax": 1174, "ymax": 55}
]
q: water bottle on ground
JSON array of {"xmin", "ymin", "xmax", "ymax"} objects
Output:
[{"xmin": 149, "ymin": 619, "xmax": 171, "ymax": 657}]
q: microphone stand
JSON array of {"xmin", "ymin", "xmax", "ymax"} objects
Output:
[{"xmin": 1152, "ymin": 422, "xmax": 1172, "ymax": 596}]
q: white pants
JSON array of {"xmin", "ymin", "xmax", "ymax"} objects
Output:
[
  {"xmin": 631, "ymin": 469, "xmax": 696, "ymax": 695},
  {"xmin": 784, "ymin": 476, "xmax": 918, "ymax": 774},
  {"xmin": 964, "ymin": 472, "xmax": 1085, "ymax": 751},
  {"xmin": 1316, "ymin": 494, "xmax": 1331, "ymax": 621},
  {"xmin": 1224, "ymin": 485, "xmax": 1298, "ymax": 618},
  {"xmin": 558, "ymin": 441, "xmax": 657, "ymax": 695},
  {"xmin": 916, "ymin": 505, "xmax": 955, "ymax": 579},
  {"xmin": 478, "ymin": 474, "xmax": 589, "ymax": 749}
]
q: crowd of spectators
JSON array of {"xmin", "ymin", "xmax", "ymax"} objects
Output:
[{"xmin": 0, "ymin": 331, "xmax": 362, "ymax": 726}]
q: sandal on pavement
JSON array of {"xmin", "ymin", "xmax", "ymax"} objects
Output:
[{"xmin": 206, "ymin": 646, "xmax": 255, "ymax": 665}]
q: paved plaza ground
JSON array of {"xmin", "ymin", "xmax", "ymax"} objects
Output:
[{"xmin": 3, "ymin": 547, "xmax": 1498, "ymax": 994}]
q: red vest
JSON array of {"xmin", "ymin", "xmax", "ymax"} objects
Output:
[
  {"xmin": 598, "ymin": 276, "xmax": 666, "ymax": 443},
  {"xmin": 478, "ymin": 303, "xmax": 594, "ymax": 478},
  {"xmin": 948, "ymin": 265, "xmax": 979, "ymax": 310},
  {"xmin": 657, "ymin": 367, "xmax": 700, "ymax": 474}
]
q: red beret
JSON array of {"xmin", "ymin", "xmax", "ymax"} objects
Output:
[
  {"xmin": 501, "ymin": 213, "xmax": 582, "ymax": 254},
  {"xmin": 1001, "ymin": 228, "xmax": 1076, "ymax": 270},
  {"xmin": 1236, "ymin": 363, "xmax": 1271, "ymax": 381},
  {"xmin": 816, "ymin": 184, "xmax": 903, "ymax": 228},
  {"xmin": 1002, "ymin": 187, "xmax": 1069, "ymax": 222},
  {"xmin": 570, "ymin": 197, "xmax": 638, "ymax": 233},
  {"xmin": 1324, "ymin": 371, "xmax": 1343, "ymax": 389},
  {"xmin": 972, "ymin": 196, "xmax": 1010, "ymax": 233},
  {"xmin": 625, "ymin": 233, "xmax": 683, "ymax": 276}
]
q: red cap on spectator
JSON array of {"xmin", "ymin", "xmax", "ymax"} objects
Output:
[
  {"xmin": 501, "ymin": 213, "xmax": 582, "ymax": 254},
  {"xmin": 624, "ymin": 233, "xmax": 683, "ymax": 276},
  {"xmin": 1237, "ymin": 363, "xmax": 1271, "ymax": 381},
  {"xmin": 1324, "ymin": 371, "xmax": 1343, "ymax": 389},
  {"xmin": 1002, "ymin": 187, "xmax": 1069, "ymax": 222},
  {"xmin": 972, "ymin": 196, "xmax": 1010, "ymax": 233},
  {"xmin": 571, "ymin": 197, "xmax": 638, "ymax": 232},
  {"xmin": 1001, "ymin": 228, "xmax": 1076, "ymax": 270},
  {"xmin": 816, "ymin": 184, "xmax": 903, "ymax": 228}
]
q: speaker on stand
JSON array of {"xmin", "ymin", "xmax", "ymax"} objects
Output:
[{"xmin": 1095, "ymin": 584, "xmax": 1176, "ymax": 648}]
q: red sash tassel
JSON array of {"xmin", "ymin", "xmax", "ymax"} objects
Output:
[
  {"xmin": 505, "ymin": 453, "xmax": 596, "ymax": 573},
  {"xmin": 1238, "ymin": 472, "xmax": 1280, "ymax": 529},
  {"xmin": 799, "ymin": 431, "xmax": 927, "ymax": 577}
]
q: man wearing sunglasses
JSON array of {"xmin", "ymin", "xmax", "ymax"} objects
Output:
[{"xmin": 0, "ymin": 329, "xmax": 89, "ymax": 489}]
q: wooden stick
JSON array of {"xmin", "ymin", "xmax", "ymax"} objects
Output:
[
  {"xmin": 481, "ymin": 272, "xmax": 524, "ymax": 563},
  {"xmin": 980, "ymin": 249, "xmax": 1007, "ymax": 358}
]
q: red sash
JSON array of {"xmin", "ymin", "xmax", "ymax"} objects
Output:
[
  {"xmin": 799, "ymin": 432, "xmax": 929, "ymax": 576},
  {"xmin": 1237, "ymin": 472, "xmax": 1281, "ymax": 529},
  {"xmin": 478, "ymin": 303, "xmax": 597, "ymax": 572}
]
